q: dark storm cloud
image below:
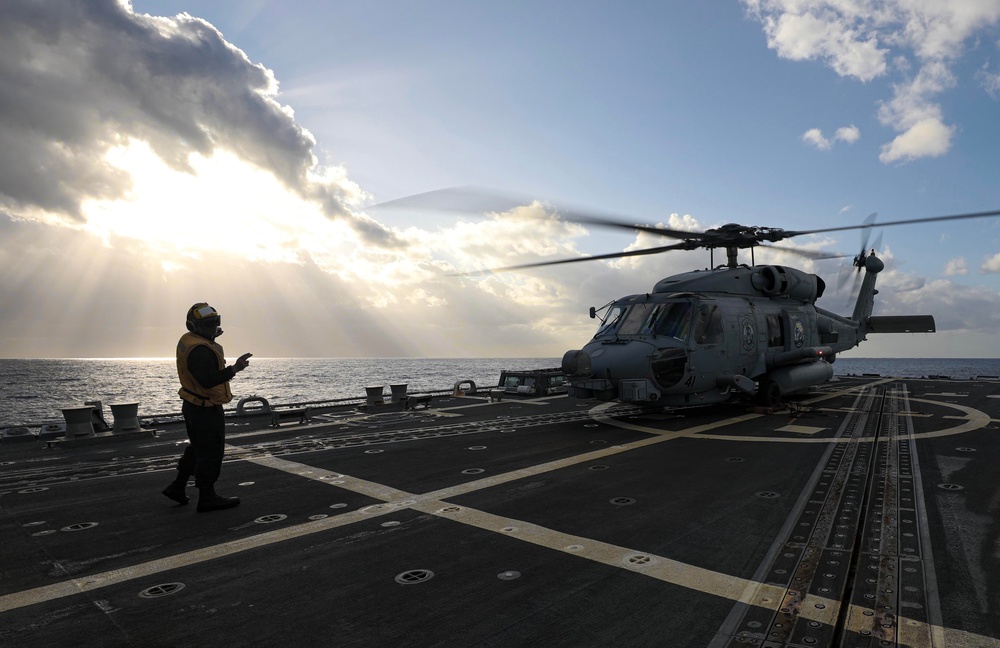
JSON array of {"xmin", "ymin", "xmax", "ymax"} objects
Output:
[{"xmin": 0, "ymin": 0, "xmax": 396, "ymax": 244}]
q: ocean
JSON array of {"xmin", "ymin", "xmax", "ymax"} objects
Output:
[
  {"xmin": 0, "ymin": 358, "xmax": 560, "ymax": 427},
  {"xmin": 2, "ymin": 356, "xmax": 999, "ymax": 428}
]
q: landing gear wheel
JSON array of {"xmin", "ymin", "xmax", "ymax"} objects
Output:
[{"xmin": 758, "ymin": 381, "xmax": 781, "ymax": 408}]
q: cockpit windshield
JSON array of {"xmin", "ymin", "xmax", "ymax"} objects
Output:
[
  {"xmin": 617, "ymin": 302, "xmax": 657, "ymax": 335},
  {"xmin": 595, "ymin": 299, "xmax": 694, "ymax": 340},
  {"xmin": 595, "ymin": 305, "xmax": 626, "ymax": 336}
]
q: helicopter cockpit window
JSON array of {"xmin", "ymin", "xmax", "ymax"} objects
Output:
[
  {"xmin": 694, "ymin": 304, "xmax": 723, "ymax": 345},
  {"xmin": 617, "ymin": 302, "xmax": 657, "ymax": 336},
  {"xmin": 595, "ymin": 305, "xmax": 626, "ymax": 336},
  {"xmin": 651, "ymin": 302, "xmax": 692, "ymax": 339}
]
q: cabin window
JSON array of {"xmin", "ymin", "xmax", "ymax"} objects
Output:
[
  {"xmin": 694, "ymin": 304, "xmax": 723, "ymax": 345},
  {"xmin": 652, "ymin": 302, "xmax": 692, "ymax": 339},
  {"xmin": 766, "ymin": 314, "xmax": 784, "ymax": 347}
]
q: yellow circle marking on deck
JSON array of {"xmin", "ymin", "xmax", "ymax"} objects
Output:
[{"xmin": 592, "ymin": 397, "xmax": 991, "ymax": 443}]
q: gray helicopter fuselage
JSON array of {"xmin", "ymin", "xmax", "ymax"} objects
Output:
[{"xmin": 561, "ymin": 260, "xmax": 908, "ymax": 407}]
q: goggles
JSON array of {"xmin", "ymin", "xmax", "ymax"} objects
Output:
[{"xmin": 192, "ymin": 305, "xmax": 219, "ymax": 320}]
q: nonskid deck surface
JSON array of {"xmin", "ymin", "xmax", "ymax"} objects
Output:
[{"xmin": 1, "ymin": 377, "xmax": 998, "ymax": 647}]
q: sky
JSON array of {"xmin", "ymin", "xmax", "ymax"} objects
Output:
[{"xmin": 1, "ymin": 0, "xmax": 999, "ymax": 359}]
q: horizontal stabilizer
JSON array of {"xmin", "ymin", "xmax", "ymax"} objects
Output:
[{"xmin": 867, "ymin": 315, "xmax": 936, "ymax": 333}]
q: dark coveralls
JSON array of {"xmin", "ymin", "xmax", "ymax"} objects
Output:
[{"xmin": 176, "ymin": 347, "xmax": 237, "ymax": 489}]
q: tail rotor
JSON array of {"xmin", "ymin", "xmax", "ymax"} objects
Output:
[{"xmin": 839, "ymin": 213, "xmax": 882, "ymax": 293}]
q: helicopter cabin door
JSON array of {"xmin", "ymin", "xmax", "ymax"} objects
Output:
[
  {"xmin": 763, "ymin": 309, "xmax": 814, "ymax": 353},
  {"xmin": 687, "ymin": 301, "xmax": 726, "ymax": 389}
]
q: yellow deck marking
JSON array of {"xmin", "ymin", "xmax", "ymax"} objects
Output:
[
  {"xmin": 434, "ymin": 400, "xmax": 505, "ymax": 411},
  {"xmin": 598, "ymin": 396, "xmax": 990, "ymax": 444},
  {"xmin": 906, "ymin": 398, "xmax": 992, "ymax": 439},
  {"xmin": 0, "ymin": 505, "xmax": 396, "ymax": 614},
  {"xmin": 3, "ymin": 400, "xmax": 999, "ymax": 646},
  {"xmin": 0, "ymin": 411, "xmax": 755, "ymax": 614},
  {"xmin": 419, "ymin": 500, "xmax": 788, "ymax": 603},
  {"xmin": 436, "ymin": 394, "xmax": 563, "ymax": 412},
  {"xmin": 776, "ymin": 425, "xmax": 826, "ymax": 435}
]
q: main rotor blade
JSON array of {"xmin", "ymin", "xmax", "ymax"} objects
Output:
[
  {"xmin": 858, "ymin": 213, "xmax": 877, "ymax": 255},
  {"xmin": 786, "ymin": 209, "xmax": 1000, "ymax": 238},
  {"xmin": 533, "ymin": 208, "xmax": 704, "ymax": 240},
  {"xmin": 836, "ymin": 260, "xmax": 854, "ymax": 291},
  {"xmin": 759, "ymin": 243, "xmax": 848, "ymax": 261},
  {"xmin": 369, "ymin": 186, "xmax": 703, "ymax": 241},
  {"xmin": 451, "ymin": 241, "xmax": 693, "ymax": 276},
  {"xmin": 367, "ymin": 186, "xmax": 525, "ymax": 215}
]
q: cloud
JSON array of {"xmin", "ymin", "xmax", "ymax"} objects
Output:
[
  {"xmin": 802, "ymin": 128, "xmax": 831, "ymax": 150},
  {"xmin": 664, "ymin": 213, "xmax": 704, "ymax": 233},
  {"xmin": 944, "ymin": 257, "xmax": 969, "ymax": 276},
  {"xmin": 0, "ymin": 0, "xmax": 394, "ymax": 245},
  {"xmin": 887, "ymin": 277, "xmax": 1000, "ymax": 332},
  {"xmin": 0, "ymin": 1, "xmax": 687, "ymax": 358},
  {"xmin": 610, "ymin": 213, "xmax": 706, "ymax": 271},
  {"xmin": 744, "ymin": 1, "xmax": 1000, "ymax": 163},
  {"xmin": 979, "ymin": 63, "xmax": 1000, "ymax": 98},
  {"xmin": 878, "ymin": 116, "xmax": 955, "ymax": 163},
  {"xmin": 834, "ymin": 125, "xmax": 861, "ymax": 143},
  {"xmin": 742, "ymin": 1, "xmax": 889, "ymax": 81},
  {"xmin": 876, "ymin": 59, "xmax": 958, "ymax": 162},
  {"xmin": 802, "ymin": 124, "xmax": 860, "ymax": 150},
  {"xmin": 981, "ymin": 252, "xmax": 1000, "ymax": 273}
]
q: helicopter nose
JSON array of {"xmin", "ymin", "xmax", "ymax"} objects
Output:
[{"xmin": 561, "ymin": 349, "xmax": 592, "ymax": 377}]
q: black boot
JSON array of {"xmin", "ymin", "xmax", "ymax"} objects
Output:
[
  {"xmin": 197, "ymin": 485, "xmax": 240, "ymax": 512},
  {"xmin": 162, "ymin": 480, "xmax": 190, "ymax": 505}
]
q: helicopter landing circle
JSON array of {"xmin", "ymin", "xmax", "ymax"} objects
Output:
[{"xmin": 588, "ymin": 395, "xmax": 990, "ymax": 444}]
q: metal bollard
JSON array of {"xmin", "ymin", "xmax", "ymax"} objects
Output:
[
  {"xmin": 110, "ymin": 402, "xmax": 141, "ymax": 434},
  {"xmin": 62, "ymin": 406, "xmax": 96, "ymax": 438},
  {"xmin": 365, "ymin": 386, "xmax": 385, "ymax": 407},
  {"xmin": 389, "ymin": 384, "xmax": 408, "ymax": 403}
]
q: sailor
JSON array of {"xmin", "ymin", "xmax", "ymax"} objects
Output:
[{"xmin": 162, "ymin": 303, "xmax": 252, "ymax": 512}]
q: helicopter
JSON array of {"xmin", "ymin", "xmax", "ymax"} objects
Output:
[
  {"xmin": 557, "ymin": 222, "xmax": 916, "ymax": 408},
  {"xmin": 503, "ymin": 209, "xmax": 1000, "ymax": 407},
  {"xmin": 372, "ymin": 191, "xmax": 1000, "ymax": 407}
]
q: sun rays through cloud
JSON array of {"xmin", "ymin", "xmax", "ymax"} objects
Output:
[{"xmin": 0, "ymin": 0, "xmax": 998, "ymax": 358}]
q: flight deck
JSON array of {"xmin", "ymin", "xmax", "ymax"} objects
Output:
[{"xmin": 1, "ymin": 375, "xmax": 998, "ymax": 647}]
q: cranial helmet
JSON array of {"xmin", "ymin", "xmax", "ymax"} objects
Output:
[{"xmin": 186, "ymin": 302, "xmax": 221, "ymax": 338}]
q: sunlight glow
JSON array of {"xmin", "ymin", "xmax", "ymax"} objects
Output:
[{"xmin": 82, "ymin": 140, "xmax": 357, "ymax": 269}]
